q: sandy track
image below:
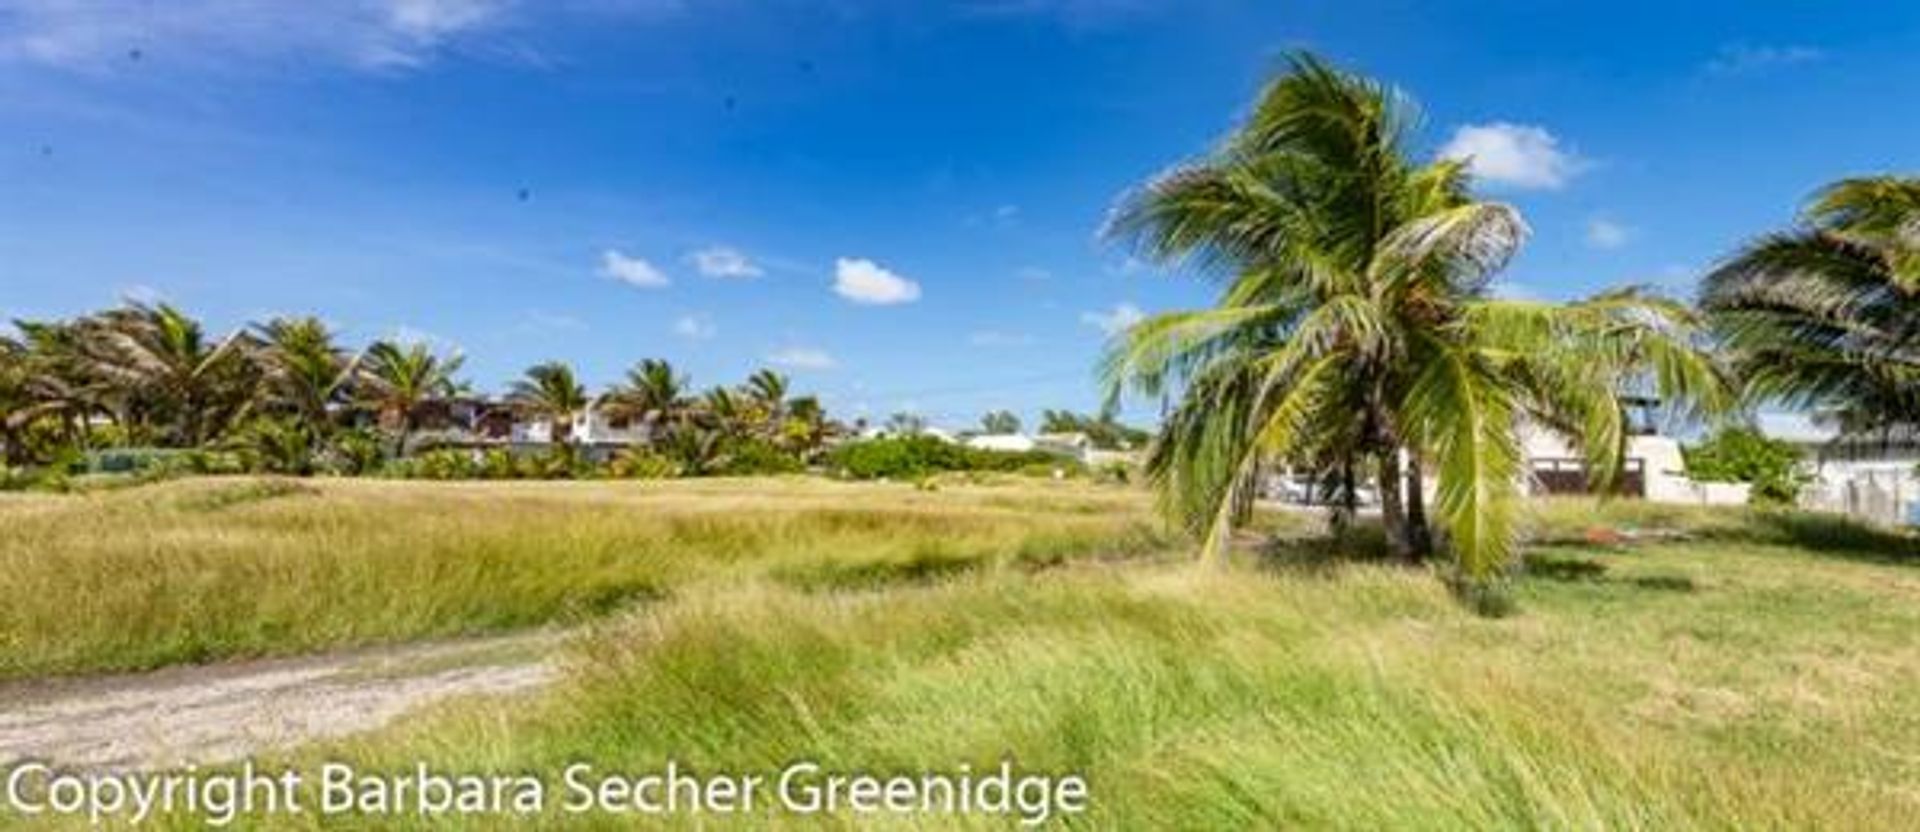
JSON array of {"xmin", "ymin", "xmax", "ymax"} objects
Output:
[{"xmin": 0, "ymin": 633, "xmax": 561, "ymax": 771}]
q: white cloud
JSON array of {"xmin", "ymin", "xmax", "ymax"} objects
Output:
[
  {"xmin": 1438, "ymin": 123, "xmax": 1584, "ymax": 190},
  {"xmin": 1014, "ymin": 266, "xmax": 1052, "ymax": 282},
  {"xmin": 1081, "ymin": 302, "xmax": 1144, "ymax": 336},
  {"xmin": 1708, "ymin": 44, "xmax": 1825, "ymax": 75},
  {"xmin": 521, "ymin": 310, "xmax": 587, "ymax": 332},
  {"xmin": 600, "ymin": 249, "xmax": 669, "ymax": 288},
  {"xmin": 686, "ymin": 246, "xmax": 764, "ymax": 279},
  {"xmin": 768, "ymin": 346, "xmax": 836, "ymax": 370},
  {"xmin": 1585, "ymin": 218, "xmax": 1631, "ymax": 250},
  {"xmin": 0, "ymin": 0, "xmax": 683, "ymax": 72},
  {"xmin": 833, "ymin": 257, "xmax": 921, "ymax": 305},
  {"xmin": 0, "ymin": 0, "xmax": 509, "ymax": 71},
  {"xmin": 672, "ymin": 314, "xmax": 715, "ymax": 339},
  {"xmin": 968, "ymin": 330, "xmax": 1035, "ymax": 347}
]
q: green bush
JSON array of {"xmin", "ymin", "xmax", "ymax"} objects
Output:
[
  {"xmin": 713, "ymin": 439, "xmax": 804, "ymax": 476},
  {"xmin": 1684, "ymin": 427, "xmax": 1807, "ymax": 505},
  {"xmin": 827, "ymin": 436, "xmax": 1081, "ymax": 480},
  {"xmin": 325, "ymin": 429, "xmax": 388, "ymax": 476},
  {"xmin": 609, "ymin": 448, "xmax": 682, "ymax": 479}
]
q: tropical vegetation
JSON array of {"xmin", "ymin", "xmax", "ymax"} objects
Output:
[
  {"xmin": 1102, "ymin": 53, "xmax": 1733, "ymax": 584},
  {"xmin": 1701, "ymin": 175, "xmax": 1920, "ymax": 437}
]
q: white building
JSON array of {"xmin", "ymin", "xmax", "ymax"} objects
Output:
[
  {"xmin": 1762, "ymin": 413, "xmax": 1920, "ymax": 526},
  {"xmin": 1517, "ymin": 422, "xmax": 1750, "ymax": 506},
  {"xmin": 965, "ymin": 433, "xmax": 1037, "ymax": 453}
]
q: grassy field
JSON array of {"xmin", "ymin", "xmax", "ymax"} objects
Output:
[
  {"xmin": 281, "ymin": 498, "xmax": 1916, "ymax": 829},
  {"xmin": 0, "ymin": 476, "xmax": 1176, "ymax": 679},
  {"xmin": 5, "ymin": 478, "xmax": 1919, "ymax": 828}
]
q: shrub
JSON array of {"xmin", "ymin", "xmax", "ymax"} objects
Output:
[
  {"xmin": 1684, "ymin": 427, "xmax": 1807, "ymax": 505},
  {"xmin": 713, "ymin": 439, "xmax": 804, "ymax": 476},
  {"xmin": 609, "ymin": 448, "xmax": 681, "ymax": 479},
  {"xmin": 829, "ymin": 436, "xmax": 1088, "ymax": 480},
  {"xmin": 325, "ymin": 429, "xmax": 387, "ymax": 476}
]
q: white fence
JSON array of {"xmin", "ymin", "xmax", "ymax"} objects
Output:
[{"xmin": 1801, "ymin": 468, "xmax": 1920, "ymax": 528}]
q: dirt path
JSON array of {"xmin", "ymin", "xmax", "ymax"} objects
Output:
[{"xmin": 0, "ymin": 632, "xmax": 562, "ymax": 771}]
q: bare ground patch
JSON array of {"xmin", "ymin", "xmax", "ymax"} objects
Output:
[{"xmin": 0, "ymin": 632, "xmax": 561, "ymax": 771}]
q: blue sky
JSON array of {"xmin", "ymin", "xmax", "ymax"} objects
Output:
[{"xmin": 3, "ymin": 1, "xmax": 1918, "ymax": 429}]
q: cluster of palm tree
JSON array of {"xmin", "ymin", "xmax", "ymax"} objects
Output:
[
  {"xmin": 1103, "ymin": 53, "xmax": 1735, "ymax": 580},
  {"xmin": 0, "ymin": 303, "xmax": 462, "ymax": 470},
  {"xmin": 0, "ymin": 303, "xmax": 836, "ymax": 475}
]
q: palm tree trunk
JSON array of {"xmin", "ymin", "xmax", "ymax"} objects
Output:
[
  {"xmin": 1379, "ymin": 449, "xmax": 1410, "ymax": 559},
  {"xmin": 1406, "ymin": 455, "xmax": 1433, "ymax": 558}
]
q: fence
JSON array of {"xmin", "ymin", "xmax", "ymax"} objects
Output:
[{"xmin": 1801, "ymin": 467, "xmax": 1920, "ymax": 528}]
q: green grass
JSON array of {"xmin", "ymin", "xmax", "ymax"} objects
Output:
[
  {"xmin": 223, "ymin": 511, "xmax": 1920, "ymax": 829},
  {"xmin": 5, "ymin": 482, "xmax": 1918, "ymax": 828},
  {"xmin": 0, "ymin": 476, "xmax": 1178, "ymax": 679}
]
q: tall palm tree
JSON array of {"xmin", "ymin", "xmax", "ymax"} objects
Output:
[
  {"xmin": 1701, "ymin": 176, "xmax": 1920, "ymax": 435},
  {"xmin": 699, "ymin": 385, "xmax": 748, "ymax": 433},
  {"xmin": 1104, "ymin": 53, "xmax": 1729, "ymax": 578},
  {"xmin": 602, "ymin": 358, "xmax": 690, "ymax": 444},
  {"xmin": 76, "ymin": 303, "xmax": 254, "ymax": 446},
  {"xmin": 507, "ymin": 361, "xmax": 589, "ymax": 447},
  {"xmin": 0, "ymin": 334, "xmax": 34, "ymax": 464},
  {"xmin": 781, "ymin": 394, "xmax": 831, "ymax": 458},
  {"xmin": 745, "ymin": 369, "xmax": 789, "ymax": 422},
  {"xmin": 252, "ymin": 316, "xmax": 354, "ymax": 440},
  {"xmin": 980, "ymin": 409, "xmax": 1021, "ymax": 435},
  {"xmin": 357, "ymin": 340, "xmax": 465, "ymax": 455}
]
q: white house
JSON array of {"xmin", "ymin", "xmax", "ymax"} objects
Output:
[
  {"xmin": 507, "ymin": 405, "xmax": 650, "ymax": 448},
  {"xmin": 965, "ymin": 433, "xmax": 1037, "ymax": 453},
  {"xmin": 1517, "ymin": 421, "xmax": 1750, "ymax": 506},
  {"xmin": 1762, "ymin": 413, "xmax": 1920, "ymax": 526}
]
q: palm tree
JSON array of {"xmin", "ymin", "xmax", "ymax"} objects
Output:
[
  {"xmin": 252, "ymin": 316, "xmax": 354, "ymax": 440},
  {"xmin": 357, "ymin": 340, "xmax": 465, "ymax": 455},
  {"xmin": 744, "ymin": 369, "xmax": 790, "ymax": 434},
  {"xmin": 602, "ymin": 359, "xmax": 690, "ymax": 444},
  {"xmin": 0, "ymin": 334, "xmax": 34, "ymax": 464},
  {"xmin": 780, "ymin": 394, "xmax": 832, "ymax": 458},
  {"xmin": 1701, "ymin": 176, "xmax": 1920, "ymax": 435},
  {"xmin": 980, "ymin": 409, "xmax": 1021, "ymax": 435},
  {"xmin": 76, "ymin": 303, "xmax": 254, "ymax": 447},
  {"xmin": 1104, "ymin": 53, "xmax": 1730, "ymax": 579},
  {"xmin": 698, "ymin": 385, "xmax": 748, "ymax": 434},
  {"xmin": 507, "ymin": 361, "xmax": 589, "ymax": 447},
  {"xmin": 885, "ymin": 411, "xmax": 926, "ymax": 436}
]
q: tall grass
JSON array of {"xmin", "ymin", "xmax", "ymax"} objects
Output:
[
  {"xmin": 0, "ymin": 477, "xmax": 1177, "ymax": 679},
  {"xmin": 271, "ymin": 527, "xmax": 1920, "ymax": 829}
]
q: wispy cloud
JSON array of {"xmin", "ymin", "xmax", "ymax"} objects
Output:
[
  {"xmin": 520, "ymin": 309, "xmax": 588, "ymax": 332},
  {"xmin": 1438, "ymin": 122, "xmax": 1586, "ymax": 190},
  {"xmin": 1707, "ymin": 43, "xmax": 1825, "ymax": 76},
  {"xmin": 1014, "ymin": 266, "xmax": 1052, "ymax": 282},
  {"xmin": 672, "ymin": 313, "xmax": 715, "ymax": 339},
  {"xmin": 1585, "ymin": 217, "xmax": 1631, "ymax": 250},
  {"xmin": 600, "ymin": 249, "xmax": 669, "ymax": 288},
  {"xmin": 768, "ymin": 346, "xmax": 836, "ymax": 370},
  {"xmin": 686, "ymin": 245, "xmax": 764, "ymax": 279},
  {"xmin": 0, "ymin": 0, "xmax": 682, "ymax": 73},
  {"xmin": 833, "ymin": 257, "xmax": 921, "ymax": 305},
  {"xmin": 968, "ymin": 330, "xmax": 1035, "ymax": 347},
  {"xmin": 1081, "ymin": 302, "xmax": 1144, "ymax": 336}
]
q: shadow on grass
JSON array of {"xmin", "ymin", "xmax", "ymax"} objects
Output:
[
  {"xmin": 1722, "ymin": 512, "xmax": 1919, "ymax": 565},
  {"xmin": 774, "ymin": 546, "xmax": 986, "ymax": 593},
  {"xmin": 1252, "ymin": 523, "xmax": 1396, "ymax": 577},
  {"xmin": 1521, "ymin": 551, "xmax": 1697, "ymax": 593}
]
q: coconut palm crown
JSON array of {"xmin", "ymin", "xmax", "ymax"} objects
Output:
[
  {"xmin": 1102, "ymin": 53, "xmax": 1732, "ymax": 579},
  {"xmin": 1701, "ymin": 176, "xmax": 1920, "ymax": 436}
]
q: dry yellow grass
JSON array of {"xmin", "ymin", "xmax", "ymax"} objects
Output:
[{"xmin": 0, "ymin": 475, "xmax": 1172, "ymax": 679}]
